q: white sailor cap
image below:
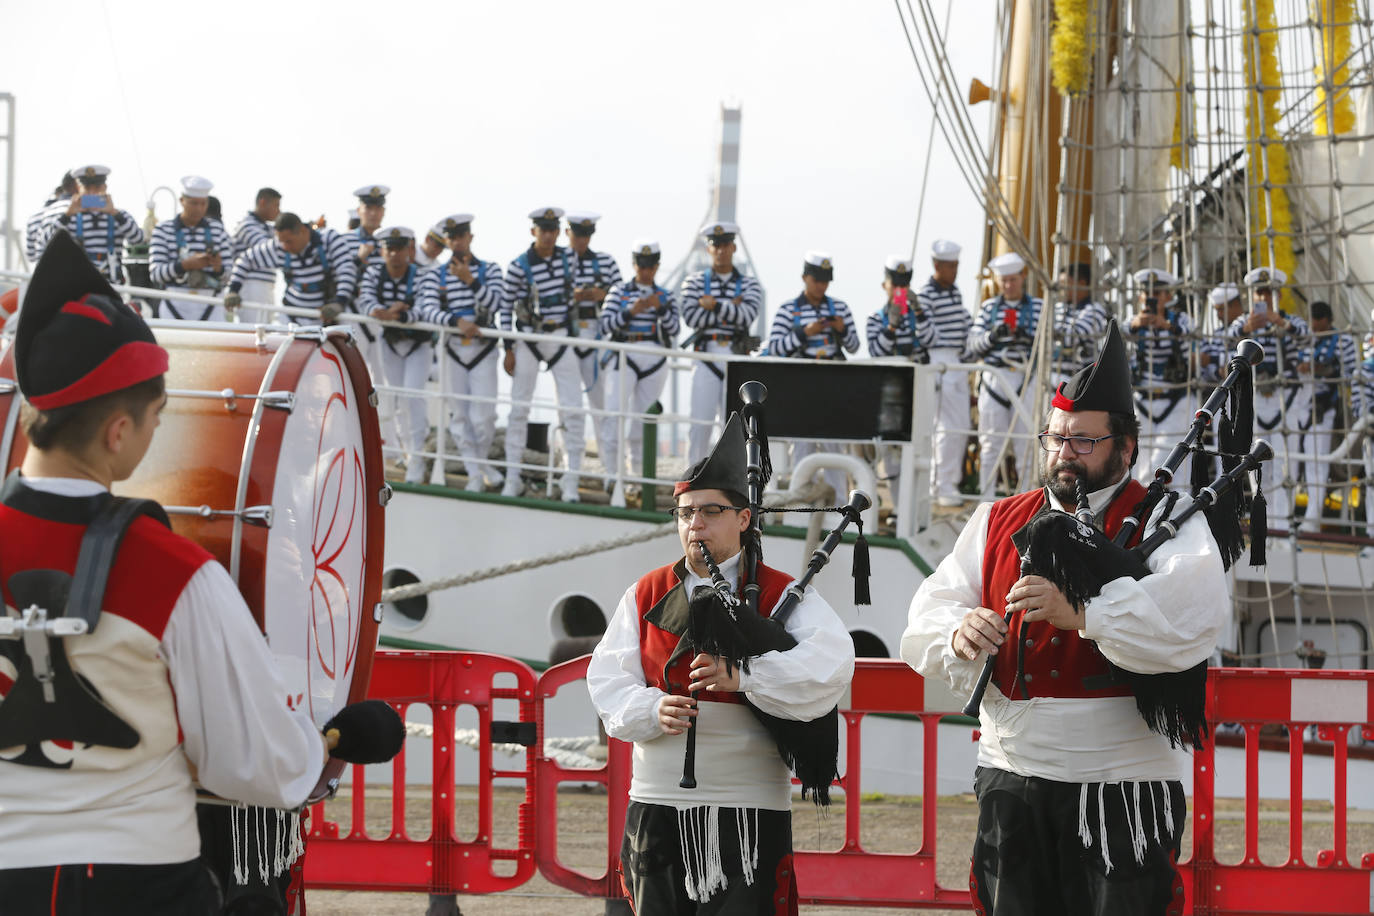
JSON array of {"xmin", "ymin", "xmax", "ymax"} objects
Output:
[
  {"xmin": 1243, "ymin": 266, "xmax": 1287, "ymax": 288},
  {"xmin": 700, "ymin": 221, "xmax": 739, "ymax": 242},
  {"xmin": 1133, "ymin": 267, "xmax": 1178, "ymax": 288},
  {"xmin": 179, "ymin": 175, "xmax": 214, "ymax": 198},
  {"xmin": 631, "ymin": 239, "xmax": 661, "ymax": 262},
  {"xmin": 70, "ymin": 164, "xmax": 111, "ymax": 184},
  {"xmin": 884, "ymin": 255, "xmax": 913, "ymax": 274},
  {"xmin": 436, "ymin": 213, "xmax": 474, "ymax": 236},
  {"xmin": 989, "ymin": 252, "xmax": 1025, "ymax": 275},
  {"xmin": 529, "ymin": 206, "xmax": 565, "ymax": 227},
  {"xmin": 931, "ymin": 239, "xmax": 962, "ymax": 261},
  {"xmin": 565, "ymin": 211, "xmax": 601, "ymax": 233},
  {"xmin": 1208, "ymin": 283, "xmax": 1241, "ymax": 306},
  {"xmin": 803, "ymin": 250, "xmax": 835, "ymax": 280},
  {"xmin": 376, "ymin": 226, "xmax": 415, "ymax": 246},
  {"xmin": 354, "ymin": 184, "xmax": 390, "ymax": 205}
]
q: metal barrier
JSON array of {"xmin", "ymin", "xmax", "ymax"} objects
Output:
[{"xmin": 305, "ymin": 651, "xmax": 1374, "ymax": 914}]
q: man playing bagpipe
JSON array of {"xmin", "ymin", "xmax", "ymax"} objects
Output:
[
  {"xmin": 0, "ymin": 232, "xmax": 403, "ymax": 914},
  {"xmin": 901, "ymin": 322, "xmax": 1231, "ymax": 916},
  {"xmin": 587, "ymin": 414, "xmax": 854, "ymax": 914}
]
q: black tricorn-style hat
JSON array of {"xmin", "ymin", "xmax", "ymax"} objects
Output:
[
  {"xmin": 16, "ymin": 231, "xmax": 169, "ymax": 411},
  {"xmin": 674, "ymin": 412, "xmax": 747, "ymax": 501},
  {"xmin": 1050, "ymin": 319, "xmax": 1134, "ymax": 416}
]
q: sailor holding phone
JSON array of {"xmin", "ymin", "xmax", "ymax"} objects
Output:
[{"xmin": 41, "ymin": 165, "xmax": 145, "ymax": 283}]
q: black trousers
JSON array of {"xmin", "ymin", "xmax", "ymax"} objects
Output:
[
  {"xmin": 970, "ymin": 766, "xmax": 1186, "ymax": 916},
  {"xmin": 619, "ymin": 801, "xmax": 797, "ymax": 916},
  {"xmin": 0, "ymin": 859, "xmax": 220, "ymax": 915},
  {"xmin": 197, "ymin": 805, "xmax": 296, "ymax": 915}
]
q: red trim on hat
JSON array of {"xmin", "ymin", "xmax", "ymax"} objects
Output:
[
  {"xmin": 1050, "ymin": 383, "xmax": 1076, "ymax": 412},
  {"xmin": 673, "ymin": 481, "xmax": 692, "ymax": 497},
  {"xmin": 28, "ymin": 341, "xmax": 169, "ymax": 410},
  {"xmin": 60, "ymin": 300, "xmax": 114, "ymax": 326}
]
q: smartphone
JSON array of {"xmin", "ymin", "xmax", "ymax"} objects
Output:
[
  {"xmin": 1254, "ymin": 300, "xmax": 1269, "ymax": 314},
  {"xmin": 893, "ymin": 287, "xmax": 908, "ymax": 311},
  {"xmin": 1002, "ymin": 306, "xmax": 1018, "ymax": 331},
  {"xmin": 80, "ymin": 194, "xmax": 107, "ymax": 209}
]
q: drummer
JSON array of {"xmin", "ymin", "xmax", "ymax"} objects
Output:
[{"xmin": 0, "ymin": 231, "xmax": 401, "ymax": 914}]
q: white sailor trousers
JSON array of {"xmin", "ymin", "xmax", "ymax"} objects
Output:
[
  {"xmin": 977, "ymin": 369, "xmax": 1032, "ymax": 496},
  {"xmin": 605, "ymin": 354, "xmax": 670, "ymax": 477},
  {"xmin": 440, "ymin": 342, "xmax": 499, "ymax": 482},
  {"xmin": 505, "ymin": 341, "xmax": 587, "ymax": 474},
  {"xmin": 929, "ymin": 349, "xmax": 971, "ymax": 500},
  {"xmin": 379, "ymin": 337, "xmax": 435, "ymax": 481},
  {"xmin": 574, "ymin": 321, "xmax": 618, "ymax": 468}
]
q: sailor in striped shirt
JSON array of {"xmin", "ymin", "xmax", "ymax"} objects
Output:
[
  {"xmin": 340, "ymin": 185, "xmax": 390, "ymax": 354},
  {"xmin": 416, "ymin": 222, "xmax": 449, "ymax": 269},
  {"xmin": 1051, "ymin": 261, "xmax": 1110, "ymax": 389},
  {"xmin": 1128, "ymin": 268, "xmax": 1194, "ymax": 481},
  {"xmin": 24, "ymin": 172, "xmax": 76, "ymax": 264},
  {"xmin": 357, "ymin": 226, "xmax": 433, "ymax": 484},
  {"xmin": 915, "ymin": 240, "xmax": 973, "ymax": 507},
  {"xmin": 565, "ymin": 212, "xmax": 625, "ymax": 482},
  {"xmin": 599, "ymin": 240, "xmax": 679, "ymax": 500},
  {"xmin": 224, "ymin": 212, "xmax": 357, "ymax": 324},
  {"xmin": 149, "ymin": 176, "xmax": 235, "ymax": 322},
  {"xmin": 966, "ymin": 251, "xmax": 1043, "ymax": 497},
  {"xmin": 1227, "ymin": 266, "xmax": 1310, "ymax": 526},
  {"xmin": 42, "ymin": 164, "xmax": 146, "ymax": 283},
  {"xmin": 680, "ymin": 221, "xmax": 763, "ymax": 464},
  {"xmin": 500, "ymin": 206, "xmax": 586, "ymax": 501},
  {"xmin": 1296, "ymin": 300, "xmax": 1358, "ymax": 532},
  {"xmin": 415, "ymin": 214, "xmax": 505, "ymax": 492},
  {"xmin": 768, "ymin": 251, "xmax": 860, "ymax": 498},
  {"xmin": 867, "ymin": 254, "xmax": 934, "ymax": 513},
  {"xmin": 229, "ymin": 187, "xmax": 282, "ymax": 324}
]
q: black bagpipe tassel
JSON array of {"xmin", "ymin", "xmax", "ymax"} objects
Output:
[
  {"xmin": 1190, "ymin": 443, "xmax": 1211, "ymax": 496},
  {"xmin": 851, "ymin": 521, "xmax": 871, "ymax": 606},
  {"xmin": 1249, "ymin": 483, "xmax": 1267, "ymax": 567}
]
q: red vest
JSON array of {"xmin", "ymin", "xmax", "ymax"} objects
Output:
[
  {"xmin": 982, "ymin": 480, "xmax": 1146, "ymax": 700},
  {"xmin": 636, "ymin": 559, "xmax": 794, "ymax": 706}
]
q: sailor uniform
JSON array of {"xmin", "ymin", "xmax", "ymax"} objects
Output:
[
  {"xmin": 1129, "ymin": 303, "xmax": 1194, "ymax": 481},
  {"xmin": 598, "ymin": 279, "xmax": 679, "ymax": 478},
  {"xmin": 588, "ymin": 551, "xmax": 852, "ymax": 915},
  {"xmin": 43, "ymin": 207, "xmax": 146, "ymax": 283},
  {"xmin": 358, "ymin": 261, "xmax": 435, "ymax": 484},
  {"xmin": 1297, "ymin": 329, "xmax": 1358, "ymax": 531},
  {"xmin": 149, "ymin": 215, "xmax": 235, "ymax": 321},
  {"xmin": 1052, "ymin": 297, "xmax": 1110, "ymax": 388},
  {"xmin": 501, "ymin": 243, "xmax": 587, "ymax": 495},
  {"xmin": 229, "ymin": 212, "xmax": 278, "ymax": 324},
  {"xmin": 416, "ymin": 256, "xmax": 505, "ymax": 488},
  {"xmin": 967, "ymin": 294, "xmax": 1044, "ymax": 496},
  {"xmin": 681, "ymin": 268, "xmax": 764, "ymax": 464},
  {"xmin": 901, "ymin": 476, "xmax": 1228, "ymax": 916},
  {"xmin": 867, "ymin": 299, "xmax": 934, "ymax": 511},
  {"xmin": 25, "ymin": 196, "xmax": 68, "ymax": 264},
  {"xmin": 916, "ymin": 277, "xmax": 974, "ymax": 505},
  {"xmin": 1226, "ymin": 310, "xmax": 1310, "ymax": 525},
  {"xmin": 227, "ymin": 228, "xmax": 358, "ymax": 323},
  {"xmin": 342, "ymin": 228, "xmax": 387, "ymax": 336},
  {"xmin": 768, "ymin": 293, "xmax": 860, "ymax": 497},
  {"xmin": 571, "ymin": 248, "xmax": 626, "ymax": 473}
]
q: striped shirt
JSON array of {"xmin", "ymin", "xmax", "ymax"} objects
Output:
[
  {"xmin": 680, "ymin": 268, "xmax": 763, "ymax": 344},
  {"xmin": 500, "ymin": 245, "xmax": 577, "ymax": 334},
  {"xmin": 867, "ymin": 303, "xmax": 934, "ymax": 358},
  {"xmin": 343, "ymin": 228, "xmax": 386, "ymax": 277},
  {"xmin": 1305, "ymin": 329, "xmax": 1358, "ymax": 409},
  {"xmin": 149, "ymin": 216, "xmax": 234, "ymax": 289},
  {"xmin": 415, "ymin": 257, "xmax": 504, "ymax": 328},
  {"xmin": 571, "ymin": 249, "xmax": 624, "ymax": 321},
  {"xmin": 228, "ymin": 228, "xmax": 357, "ymax": 313},
  {"xmin": 229, "ymin": 213, "xmax": 277, "ymax": 283},
  {"xmin": 1226, "ymin": 310, "xmax": 1309, "ymax": 380},
  {"xmin": 356, "ymin": 262, "xmax": 421, "ymax": 316},
  {"xmin": 25, "ymin": 196, "xmax": 67, "ymax": 263},
  {"xmin": 599, "ymin": 280, "xmax": 680, "ymax": 345},
  {"xmin": 966, "ymin": 295, "xmax": 1043, "ymax": 369},
  {"xmin": 1128, "ymin": 305, "xmax": 1193, "ymax": 387},
  {"xmin": 1052, "ymin": 298, "xmax": 1110, "ymax": 373},
  {"xmin": 44, "ymin": 208, "xmax": 146, "ymax": 281},
  {"xmin": 1354, "ymin": 357, "xmax": 1374, "ymax": 419},
  {"xmin": 914, "ymin": 278, "xmax": 970, "ymax": 349},
  {"xmin": 1196, "ymin": 330, "xmax": 1231, "ymax": 384},
  {"xmin": 768, "ymin": 294, "xmax": 860, "ymax": 359}
]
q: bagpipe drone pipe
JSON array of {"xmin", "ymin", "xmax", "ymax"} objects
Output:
[
  {"xmin": 678, "ymin": 382, "xmax": 869, "ymax": 806},
  {"xmin": 962, "ymin": 339, "xmax": 1270, "ymax": 749}
]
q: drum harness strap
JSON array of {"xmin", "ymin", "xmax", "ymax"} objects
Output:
[
  {"xmin": 163, "ymin": 219, "xmax": 221, "ymax": 321},
  {"xmin": 73, "ymin": 212, "xmax": 119, "ymax": 280},
  {"xmin": 282, "ymin": 232, "xmax": 335, "ymax": 310},
  {"xmin": 515, "ymin": 249, "xmax": 574, "ymax": 367},
  {"xmin": 440, "ymin": 260, "xmax": 498, "ymax": 369},
  {"xmin": 0, "ymin": 495, "xmax": 169, "ymax": 754}
]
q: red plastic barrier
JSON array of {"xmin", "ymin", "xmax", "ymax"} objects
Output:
[{"xmin": 305, "ymin": 652, "xmax": 1374, "ymax": 914}]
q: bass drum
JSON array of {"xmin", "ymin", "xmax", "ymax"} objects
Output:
[{"xmin": 0, "ymin": 323, "xmax": 387, "ymax": 801}]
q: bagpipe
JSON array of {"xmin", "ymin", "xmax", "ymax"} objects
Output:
[
  {"xmin": 962, "ymin": 339, "xmax": 1269, "ymax": 749},
  {"xmin": 678, "ymin": 381, "xmax": 869, "ymax": 805}
]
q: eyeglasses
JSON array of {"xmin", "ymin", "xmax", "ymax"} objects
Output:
[
  {"xmin": 669, "ymin": 504, "xmax": 742, "ymax": 522},
  {"xmin": 1037, "ymin": 432, "xmax": 1118, "ymax": 455}
]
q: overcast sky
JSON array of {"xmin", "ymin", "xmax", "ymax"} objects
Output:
[{"xmin": 1, "ymin": 0, "xmax": 990, "ymax": 325}]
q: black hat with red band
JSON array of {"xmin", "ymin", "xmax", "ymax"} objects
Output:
[
  {"xmin": 1050, "ymin": 319, "xmax": 1133, "ymax": 416},
  {"xmin": 16, "ymin": 230, "xmax": 169, "ymax": 411}
]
